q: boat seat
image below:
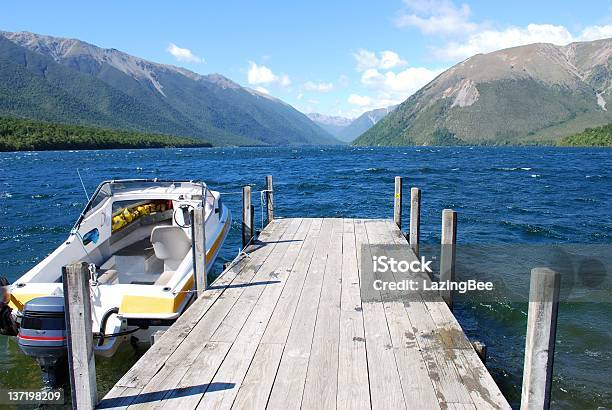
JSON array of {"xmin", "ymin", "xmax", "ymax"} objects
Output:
[{"xmin": 150, "ymin": 226, "xmax": 191, "ymax": 272}]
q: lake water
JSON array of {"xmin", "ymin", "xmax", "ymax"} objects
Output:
[{"xmin": 0, "ymin": 146, "xmax": 610, "ymax": 408}]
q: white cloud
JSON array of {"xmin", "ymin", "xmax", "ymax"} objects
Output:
[
  {"xmin": 247, "ymin": 62, "xmax": 291, "ymax": 87},
  {"xmin": 348, "ymin": 61, "xmax": 444, "ymax": 115},
  {"xmin": 353, "ymin": 49, "xmax": 407, "ymax": 71},
  {"xmin": 577, "ymin": 24, "xmax": 612, "ymax": 41},
  {"xmin": 435, "ymin": 23, "xmax": 612, "ymax": 61},
  {"xmin": 395, "ymin": 0, "xmax": 479, "ymax": 35},
  {"xmin": 166, "ymin": 43, "xmax": 203, "ymax": 63},
  {"xmin": 361, "ymin": 67, "xmax": 443, "ymax": 94},
  {"xmin": 279, "ymin": 74, "xmax": 291, "ymax": 87},
  {"xmin": 348, "ymin": 94, "xmax": 372, "ymax": 106},
  {"xmin": 303, "ymin": 81, "xmax": 334, "ymax": 92},
  {"xmin": 350, "ymin": 44, "xmax": 444, "ymax": 113}
]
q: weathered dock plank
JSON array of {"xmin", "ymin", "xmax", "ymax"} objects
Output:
[{"xmin": 100, "ymin": 218, "xmax": 510, "ymax": 410}]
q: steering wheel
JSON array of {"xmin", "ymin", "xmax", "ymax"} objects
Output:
[{"xmin": 173, "ymin": 204, "xmax": 194, "ymax": 228}]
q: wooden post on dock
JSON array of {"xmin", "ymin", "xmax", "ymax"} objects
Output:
[
  {"xmin": 520, "ymin": 267, "xmax": 561, "ymax": 410},
  {"xmin": 62, "ymin": 261, "xmax": 97, "ymax": 409},
  {"xmin": 394, "ymin": 176, "xmax": 402, "ymax": 229},
  {"xmin": 440, "ymin": 209, "xmax": 457, "ymax": 308},
  {"xmin": 266, "ymin": 175, "xmax": 274, "ymax": 224},
  {"xmin": 409, "ymin": 187, "xmax": 421, "ymax": 255},
  {"xmin": 250, "ymin": 204, "xmax": 255, "ymax": 241},
  {"xmin": 192, "ymin": 206, "xmax": 207, "ymax": 296},
  {"xmin": 242, "ymin": 186, "xmax": 253, "ymax": 247}
]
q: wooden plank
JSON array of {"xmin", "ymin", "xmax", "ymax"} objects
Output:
[
  {"xmin": 97, "ymin": 387, "xmax": 142, "ymax": 410},
  {"xmin": 359, "ymin": 219, "xmax": 406, "ymax": 410},
  {"xmin": 301, "ymin": 218, "xmax": 344, "ymax": 409},
  {"xmin": 447, "ymin": 404, "xmax": 477, "ymax": 410},
  {"xmin": 423, "ymin": 301, "xmax": 473, "ymax": 350},
  {"xmin": 417, "ymin": 346, "xmax": 474, "ymax": 405},
  {"xmin": 392, "ymin": 347, "xmax": 440, "ymax": 410},
  {"xmin": 160, "ymin": 342, "xmax": 233, "ymax": 409},
  {"xmin": 367, "ymin": 220, "xmax": 441, "ymax": 410},
  {"xmin": 210, "ymin": 218, "xmax": 304, "ymax": 342},
  {"xmin": 230, "ymin": 343, "xmax": 284, "ymax": 410},
  {"xmin": 196, "ymin": 219, "xmax": 314, "ymax": 409},
  {"xmin": 260, "ymin": 218, "xmax": 323, "ymax": 344},
  {"xmin": 453, "ymin": 349, "xmax": 511, "ymax": 409},
  {"xmin": 336, "ymin": 219, "xmax": 370, "ymax": 410},
  {"xmin": 230, "ymin": 219, "xmax": 323, "ymax": 408},
  {"xmin": 266, "ymin": 218, "xmax": 335, "ymax": 410}
]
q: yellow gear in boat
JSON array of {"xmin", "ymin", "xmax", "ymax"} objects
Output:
[
  {"xmin": 112, "ymin": 200, "xmax": 170, "ymax": 233},
  {"xmin": 123, "ymin": 208, "xmax": 133, "ymax": 223},
  {"xmin": 112, "ymin": 215, "xmax": 126, "ymax": 231}
]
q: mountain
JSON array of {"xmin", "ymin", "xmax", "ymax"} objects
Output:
[
  {"xmin": 0, "ymin": 31, "xmax": 338, "ymax": 146},
  {"xmin": 306, "ymin": 113, "xmax": 352, "ymax": 139},
  {"xmin": 339, "ymin": 106, "xmax": 396, "ymax": 142},
  {"xmin": 354, "ymin": 39, "xmax": 612, "ymax": 146},
  {"xmin": 307, "ymin": 107, "xmax": 396, "ymax": 142}
]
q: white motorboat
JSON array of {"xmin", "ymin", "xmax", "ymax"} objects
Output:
[{"xmin": 5, "ymin": 179, "xmax": 231, "ymax": 365}]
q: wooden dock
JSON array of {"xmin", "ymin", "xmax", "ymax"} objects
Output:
[{"xmin": 99, "ymin": 217, "xmax": 510, "ymax": 410}]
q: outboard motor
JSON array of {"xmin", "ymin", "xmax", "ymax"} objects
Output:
[{"xmin": 17, "ymin": 296, "xmax": 68, "ymax": 387}]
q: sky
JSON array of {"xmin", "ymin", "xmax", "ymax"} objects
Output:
[{"xmin": 1, "ymin": 0, "xmax": 611, "ymax": 118}]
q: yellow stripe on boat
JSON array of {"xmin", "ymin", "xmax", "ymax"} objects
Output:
[{"xmin": 9, "ymin": 292, "xmax": 47, "ymax": 310}]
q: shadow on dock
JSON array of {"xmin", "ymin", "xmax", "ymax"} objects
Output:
[
  {"xmin": 208, "ymin": 280, "xmax": 280, "ymax": 290},
  {"xmin": 97, "ymin": 382, "xmax": 236, "ymax": 408}
]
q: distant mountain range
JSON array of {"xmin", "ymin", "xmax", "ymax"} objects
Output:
[
  {"xmin": 305, "ymin": 113, "xmax": 352, "ymax": 139},
  {"xmin": 0, "ymin": 31, "xmax": 338, "ymax": 146},
  {"xmin": 355, "ymin": 38, "xmax": 612, "ymax": 146},
  {"xmin": 308, "ymin": 106, "xmax": 396, "ymax": 142}
]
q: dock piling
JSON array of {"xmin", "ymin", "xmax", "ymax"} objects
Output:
[
  {"xmin": 250, "ymin": 204, "xmax": 255, "ymax": 241},
  {"xmin": 409, "ymin": 187, "xmax": 421, "ymax": 255},
  {"xmin": 394, "ymin": 176, "xmax": 403, "ymax": 229},
  {"xmin": 192, "ymin": 205, "xmax": 207, "ymax": 296},
  {"xmin": 472, "ymin": 340, "xmax": 487, "ymax": 363},
  {"xmin": 520, "ymin": 267, "xmax": 561, "ymax": 410},
  {"xmin": 242, "ymin": 186, "xmax": 253, "ymax": 247},
  {"xmin": 62, "ymin": 261, "xmax": 97, "ymax": 409},
  {"xmin": 266, "ymin": 175, "xmax": 274, "ymax": 224},
  {"xmin": 440, "ymin": 209, "xmax": 457, "ymax": 308}
]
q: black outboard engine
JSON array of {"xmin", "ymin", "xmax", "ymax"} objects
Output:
[{"xmin": 17, "ymin": 296, "xmax": 68, "ymax": 387}]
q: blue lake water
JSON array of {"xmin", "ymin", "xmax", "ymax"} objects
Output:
[{"xmin": 0, "ymin": 146, "xmax": 610, "ymax": 408}]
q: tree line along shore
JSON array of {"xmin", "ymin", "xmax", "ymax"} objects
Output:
[{"xmin": 0, "ymin": 117, "xmax": 211, "ymax": 151}]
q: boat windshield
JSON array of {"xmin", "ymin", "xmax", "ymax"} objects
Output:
[{"xmin": 74, "ymin": 180, "xmax": 205, "ymax": 229}]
